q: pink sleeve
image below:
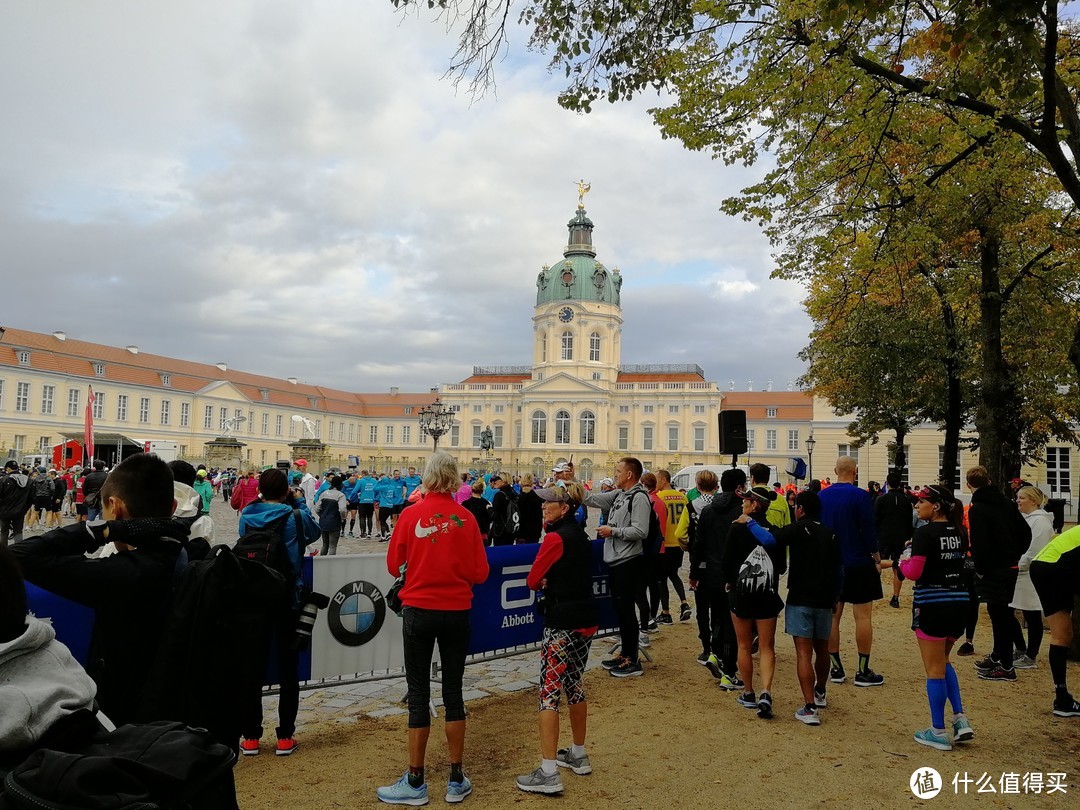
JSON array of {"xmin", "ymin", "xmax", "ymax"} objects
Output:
[{"xmin": 899, "ymin": 555, "xmax": 925, "ymax": 581}]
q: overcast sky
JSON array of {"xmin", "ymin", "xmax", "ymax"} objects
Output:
[{"xmin": 0, "ymin": 1, "xmax": 810, "ymax": 395}]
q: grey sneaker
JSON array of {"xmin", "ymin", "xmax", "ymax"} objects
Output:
[
  {"xmin": 1012, "ymin": 653, "xmax": 1036, "ymax": 670},
  {"xmin": 516, "ymin": 767, "xmax": 564, "ymax": 794},
  {"xmin": 556, "ymin": 748, "xmax": 592, "ymax": 775}
]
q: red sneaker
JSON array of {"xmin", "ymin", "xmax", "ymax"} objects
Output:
[
  {"xmin": 239, "ymin": 738, "xmax": 260, "ymax": 756},
  {"xmin": 276, "ymin": 737, "xmax": 299, "ymax": 756}
]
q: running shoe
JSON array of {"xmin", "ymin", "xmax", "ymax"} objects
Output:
[
  {"xmin": 656, "ymin": 612, "xmax": 674, "ymax": 625},
  {"xmin": 736, "ymin": 691, "xmax": 758, "ymax": 709},
  {"xmin": 1012, "ymin": 653, "xmax": 1036, "ymax": 670},
  {"xmin": 638, "ymin": 632, "xmax": 651, "ymax": 648},
  {"xmin": 913, "ymin": 728, "xmax": 952, "ymax": 751},
  {"xmin": 795, "ymin": 706, "xmax": 821, "ymax": 726},
  {"xmin": 829, "ymin": 666, "xmax": 846, "ymax": 684},
  {"xmin": 516, "ymin": 767, "xmax": 564, "ymax": 794},
  {"xmin": 646, "ymin": 619, "xmax": 660, "ymax": 633},
  {"xmin": 757, "ymin": 691, "xmax": 773, "ymax": 719},
  {"xmin": 679, "ymin": 604, "xmax": 693, "ymax": 622},
  {"xmin": 977, "ymin": 666, "xmax": 1017, "ymax": 682},
  {"xmin": 854, "ymin": 669, "xmax": 884, "ymax": 687},
  {"xmin": 704, "ymin": 653, "xmax": 723, "ymax": 679},
  {"xmin": 1052, "ymin": 696, "xmax": 1080, "ymax": 717},
  {"xmin": 275, "ymin": 737, "xmax": 298, "ymax": 756},
  {"xmin": 952, "ymin": 715, "xmax": 975, "ymax": 742},
  {"xmin": 718, "ymin": 673, "xmax": 744, "ymax": 691},
  {"xmin": 445, "ymin": 776, "xmax": 472, "ymax": 804},
  {"xmin": 610, "ymin": 659, "xmax": 643, "ymax": 678},
  {"xmin": 556, "ymin": 748, "xmax": 592, "ymax": 775},
  {"xmin": 955, "ymin": 641, "xmax": 975, "ymax": 656},
  {"xmin": 814, "ymin": 687, "xmax": 827, "ymax": 708},
  {"xmin": 601, "ymin": 656, "xmax": 626, "ymax": 671},
  {"xmin": 377, "ymin": 773, "xmax": 429, "ymax": 806},
  {"xmin": 973, "ymin": 655, "xmax": 999, "ymax": 672},
  {"xmin": 696, "ymin": 651, "xmax": 710, "ymax": 666},
  {"xmin": 239, "ymin": 738, "xmax": 260, "ymax": 756},
  {"xmin": 888, "ymin": 596, "xmax": 900, "ymax": 609}
]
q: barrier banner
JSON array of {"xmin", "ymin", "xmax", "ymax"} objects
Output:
[{"xmin": 26, "ymin": 539, "xmax": 618, "ymax": 685}]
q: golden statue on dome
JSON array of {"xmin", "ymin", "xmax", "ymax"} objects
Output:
[{"xmin": 575, "ymin": 179, "xmax": 591, "ymax": 209}]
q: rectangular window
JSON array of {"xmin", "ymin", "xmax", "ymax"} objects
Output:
[
  {"xmin": 494, "ymin": 405, "xmax": 505, "ymax": 413},
  {"xmin": 39, "ymin": 436, "xmax": 50, "ymax": 452},
  {"xmin": 67, "ymin": 388, "xmax": 80, "ymax": 418},
  {"xmin": 642, "ymin": 425, "xmax": 654, "ymax": 451},
  {"xmin": 404, "ymin": 407, "xmax": 413, "ymax": 415},
  {"xmin": 787, "ymin": 429, "xmax": 799, "ymax": 451},
  {"xmin": 0, "ymin": 380, "xmax": 4, "ymax": 409},
  {"xmin": 17, "ymin": 351, "xmax": 29, "ymax": 366},
  {"xmin": 117, "ymin": 395, "xmax": 128, "ymax": 421},
  {"xmin": 515, "ymin": 422, "xmax": 522, "ymax": 446},
  {"xmin": 139, "ymin": 397, "xmax": 150, "ymax": 424},
  {"xmin": 668, "ymin": 405, "xmax": 679, "ymax": 414},
  {"xmin": 766, "ymin": 407, "xmax": 777, "ymax": 418},
  {"xmin": 838, "ymin": 444, "xmax": 859, "ymax": 485},
  {"xmin": 160, "ymin": 400, "xmax": 170, "ymax": 426},
  {"xmin": 93, "ymin": 363, "xmax": 105, "ymax": 377},
  {"xmin": 643, "ymin": 405, "xmax": 654, "ymax": 414},
  {"xmin": 180, "ymin": 402, "xmax": 190, "ymax": 427},
  {"xmin": 747, "ymin": 429, "xmax": 756, "ymax": 451},
  {"xmin": 668, "ymin": 425, "xmax": 679, "ymax": 451},
  {"xmin": 276, "ymin": 415, "xmax": 283, "ymax": 436},
  {"xmin": 385, "ymin": 425, "xmax": 394, "ymax": 444},
  {"xmin": 618, "ymin": 426, "xmax": 629, "ymax": 451},
  {"xmin": 248, "ymin": 411, "xmax": 254, "ymax": 434},
  {"xmin": 161, "ymin": 374, "xmax": 171, "ymax": 387},
  {"xmin": 420, "ymin": 428, "xmax": 428, "ymax": 444},
  {"xmin": 314, "ymin": 419, "xmax": 321, "ymax": 438},
  {"xmin": 261, "ymin": 413, "xmax": 269, "ymax": 435},
  {"xmin": 472, "ymin": 405, "xmax": 482, "ymax": 413},
  {"xmin": 619, "ymin": 405, "xmax": 629, "ymax": 414},
  {"xmin": 493, "ymin": 424, "xmax": 504, "ymax": 448},
  {"xmin": 766, "ymin": 429, "xmax": 777, "ymax": 450},
  {"xmin": 472, "ymin": 425, "xmax": 482, "ymax": 447},
  {"xmin": 204, "ymin": 405, "xmax": 213, "ymax": 429},
  {"xmin": 402, "ymin": 425, "xmax": 411, "ymax": 444},
  {"xmin": 41, "ymin": 385, "xmax": 55, "ymax": 415},
  {"xmin": 289, "ymin": 418, "xmax": 296, "ymax": 438},
  {"xmin": 694, "ymin": 405, "xmax": 706, "ymax": 415},
  {"xmin": 13, "ymin": 435, "xmax": 25, "ymax": 453},
  {"xmin": 220, "ymin": 407, "xmax": 228, "ymax": 430},
  {"xmin": 370, "ymin": 425, "xmax": 378, "ymax": 443},
  {"xmin": 450, "ymin": 424, "xmax": 460, "ymax": 447},
  {"xmin": 694, "ymin": 425, "xmax": 705, "ymax": 452},
  {"xmin": 1046, "ymin": 447, "xmax": 1072, "ymax": 495},
  {"xmin": 15, "ymin": 382, "xmax": 29, "ymax": 413},
  {"xmin": 328, "ymin": 421, "xmax": 335, "ymax": 441}
]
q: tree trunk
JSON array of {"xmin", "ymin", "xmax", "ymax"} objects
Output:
[
  {"xmin": 933, "ymin": 285, "xmax": 964, "ymax": 490},
  {"xmin": 973, "ymin": 226, "xmax": 1023, "ymax": 491}
]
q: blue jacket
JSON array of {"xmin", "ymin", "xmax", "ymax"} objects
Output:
[
  {"xmin": 357, "ymin": 476, "xmax": 377, "ymax": 504},
  {"xmin": 376, "ymin": 476, "xmax": 405, "ymax": 507},
  {"xmin": 819, "ymin": 482, "xmax": 878, "ymax": 569},
  {"xmin": 343, "ymin": 478, "xmax": 360, "ymax": 503},
  {"xmin": 403, "ymin": 474, "xmax": 422, "ymax": 498},
  {"xmin": 239, "ymin": 500, "xmax": 320, "ymax": 608}
]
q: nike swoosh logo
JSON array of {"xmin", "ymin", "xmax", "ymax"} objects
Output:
[{"xmin": 416, "ymin": 524, "xmax": 438, "ymax": 538}]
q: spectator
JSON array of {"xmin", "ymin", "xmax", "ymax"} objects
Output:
[
  {"xmin": 192, "ymin": 469, "xmax": 214, "ymax": 515},
  {"xmin": 489, "ymin": 473, "xmax": 520, "ymax": 546},
  {"xmin": 167, "ymin": 460, "xmax": 215, "ymax": 548},
  {"xmin": 0, "ymin": 459, "xmax": 33, "ymax": 547},
  {"xmin": 11, "ymin": 453, "xmax": 187, "ymax": 725},
  {"xmin": 654, "ymin": 469, "xmax": 691, "ymax": 624},
  {"xmin": 1010, "ymin": 486, "xmax": 1054, "ymax": 669},
  {"xmin": 876, "ymin": 471, "xmax": 914, "ymax": 609},
  {"xmin": 230, "ymin": 467, "xmax": 261, "ymax": 514},
  {"xmin": 81, "ymin": 460, "xmax": 108, "ymax": 521},
  {"xmin": 315, "ymin": 475, "xmax": 348, "ymax": 556},
  {"xmin": 516, "ymin": 473, "xmax": 544, "ymax": 544},
  {"xmin": 378, "ymin": 451, "xmax": 489, "ymax": 806},
  {"xmin": 462, "ymin": 480, "xmax": 493, "ymax": 545}
]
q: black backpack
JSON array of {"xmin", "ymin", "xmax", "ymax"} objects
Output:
[
  {"xmin": 33, "ymin": 477, "xmax": 52, "ymax": 501},
  {"xmin": 0, "ymin": 721, "xmax": 237, "ymax": 810},
  {"xmin": 233, "ymin": 509, "xmax": 301, "ymax": 584},
  {"xmin": 139, "ymin": 546, "xmax": 291, "ymax": 751},
  {"xmin": 630, "ymin": 491, "xmax": 664, "ymax": 558}
]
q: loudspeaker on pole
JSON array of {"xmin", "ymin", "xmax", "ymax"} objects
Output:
[{"xmin": 718, "ymin": 410, "xmax": 748, "ymax": 456}]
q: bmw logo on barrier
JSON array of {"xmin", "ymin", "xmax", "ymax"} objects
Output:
[{"xmin": 327, "ymin": 580, "xmax": 386, "ymax": 647}]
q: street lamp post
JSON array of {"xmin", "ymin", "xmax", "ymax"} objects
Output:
[
  {"xmin": 417, "ymin": 397, "xmax": 455, "ymax": 450},
  {"xmin": 805, "ymin": 433, "xmax": 816, "ymax": 483}
]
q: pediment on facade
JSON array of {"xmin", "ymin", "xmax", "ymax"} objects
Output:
[
  {"xmin": 194, "ymin": 380, "xmax": 251, "ymax": 402},
  {"xmin": 520, "ymin": 372, "xmax": 607, "ymax": 396}
]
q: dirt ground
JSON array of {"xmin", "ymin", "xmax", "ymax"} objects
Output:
[{"xmin": 235, "ymin": 583, "xmax": 1080, "ymax": 809}]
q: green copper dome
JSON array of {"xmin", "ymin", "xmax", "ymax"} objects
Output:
[{"xmin": 535, "ymin": 207, "xmax": 622, "ymax": 307}]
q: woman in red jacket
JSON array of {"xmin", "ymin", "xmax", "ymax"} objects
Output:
[
  {"xmin": 229, "ymin": 467, "xmax": 261, "ymax": 514},
  {"xmin": 378, "ymin": 451, "xmax": 490, "ymax": 807}
]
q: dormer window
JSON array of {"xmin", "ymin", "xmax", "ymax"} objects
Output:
[
  {"xmin": 93, "ymin": 363, "xmax": 105, "ymax": 377},
  {"xmin": 404, "ymin": 407, "xmax": 413, "ymax": 415},
  {"xmin": 766, "ymin": 407, "xmax": 777, "ymax": 418},
  {"xmin": 309, "ymin": 397, "xmax": 318, "ymax": 408},
  {"xmin": 16, "ymin": 351, "xmax": 29, "ymax": 366},
  {"xmin": 260, "ymin": 388, "xmax": 270, "ymax": 402},
  {"xmin": 161, "ymin": 374, "xmax": 171, "ymax": 387}
]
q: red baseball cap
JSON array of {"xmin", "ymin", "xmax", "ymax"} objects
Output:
[{"xmin": 295, "ymin": 459, "xmax": 308, "ymax": 467}]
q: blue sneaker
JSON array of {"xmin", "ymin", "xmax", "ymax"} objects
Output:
[
  {"xmin": 377, "ymin": 773, "xmax": 429, "ymax": 806},
  {"xmin": 952, "ymin": 716, "xmax": 975, "ymax": 743},
  {"xmin": 445, "ymin": 775, "xmax": 472, "ymax": 804},
  {"xmin": 913, "ymin": 728, "xmax": 952, "ymax": 751}
]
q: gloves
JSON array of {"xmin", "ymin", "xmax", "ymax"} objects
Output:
[{"xmin": 84, "ymin": 517, "xmax": 188, "ymax": 550}]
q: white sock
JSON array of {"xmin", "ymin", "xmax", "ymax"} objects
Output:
[
  {"xmin": 541, "ymin": 759, "xmax": 558, "ymax": 775},
  {"xmin": 571, "ymin": 744, "xmax": 586, "ymax": 758}
]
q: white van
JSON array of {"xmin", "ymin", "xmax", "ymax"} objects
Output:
[
  {"xmin": 20, "ymin": 454, "xmax": 50, "ymax": 470},
  {"xmin": 671, "ymin": 464, "xmax": 779, "ymax": 492}
]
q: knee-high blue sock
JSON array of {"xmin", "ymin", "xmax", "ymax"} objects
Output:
[
  {"xmin": 944, "ymin": 664, "xmax": 964, "ymax": 716},
  {"xmin": 926, "ymin": 678, "xmax": 947, "ymax": 730}
]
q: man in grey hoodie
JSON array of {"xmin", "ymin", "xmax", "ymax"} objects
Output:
[
  {"xmin": 0, "ymin": 459, "xmax": 34, "ymax": 547},
  {"xmin": 583, "ymin": 456, "xmax": 653, "ymax": 678}
]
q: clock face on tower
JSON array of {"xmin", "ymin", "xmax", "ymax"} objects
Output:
[{"xmin": 559, "ymin": 307, "xmax": 574, "ymax": 323}]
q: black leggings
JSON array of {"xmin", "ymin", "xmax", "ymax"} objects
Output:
[
  {"xmin": 986, "ymin": 602, "xmax": 1015, "ymax": 669},
  {"xmin": 660, "ymin": 548, "xmax": 687, "ymax": 611},
  {"xmin": 1010, "ymin": 609, "xmax": 1044, "ymax": 659},
  {"xmin": 610, "ymin": 556, "xmax": 645, "ymax": 662},
  {"xmin": 240, "ymin": 615, "xmax": 300, "ymax": 741},
  {"xmin": 402, "ymin": 606, "xmax": 471, "ymax": 728},
  {"xmin": 358, "ymin": 503, "xmax": 374, "ymax": 535},
  {"xmin": 695, "ymin": 582, "xmax": 735, "ymax": 671}
]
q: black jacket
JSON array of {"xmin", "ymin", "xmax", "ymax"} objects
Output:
[
  {"xmin": 461, "ymin": 495, "xmax": 492, "ymax": 538},
  {"xmin": 82, "ymin": 470, "xmax": 108, "ymax": 505},
  {"xmin": 490, "ymin": 486, "xmax": 519, "ymax": 542},
  {"xmin": 692, "ymin": 491, "xmax": 742, "ymax": 588},
  {"xmin": 874, "ymin": 489, "xmax": 914, "ymax": 546},
  {"xmin": 720, "ymin": 514, "xmax": 784, "ymax": 588},
  {"xmin": 968, "ymin": 485, "xmax": 1031, "ymax": 575},
  {"xmin": 540, "ymin": 515, "xmax": 597, "ymax": 630},
  {"xmin": 11, "ymin": 523, "xmax": 184, "ymax": 726},
  {"xmin": 0, "ymin": 470, "xmax": 33, "ymax": 519},
  {"xmin": 517, "ymin": 488, "xmax": 544, "ymax": 543}
]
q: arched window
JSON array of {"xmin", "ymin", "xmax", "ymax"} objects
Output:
[
  {"xmin": 540, "ymin": 332, "xmax": 547, "ymax": 362},
  {"xmin": 579, "ymin": 459, "xmax": 593, "ymax": 481},
  {"xmin": 554, "ymin": 410, "xmax": 571, "ymax": 444},
  {"xmin": 532, "ymin": 457, "xmax": 545, "ymax": 478},
  {"xmin": 589, "ymin": 332, "xmax": 601, "ymax": 362},
  {"xmin": 561, "ymin": 331, "xmax": 573, "ymax": 360},
  {"xmin": 531, "ymin": 410, "xmax": 547, "ymax": 443},
  {"xmin": 579, "ymin": 410, "xmax": 596, "ymax": 444}
]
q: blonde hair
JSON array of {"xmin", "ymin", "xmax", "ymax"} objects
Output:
[
  {"xmin": 562, "ymin": 481, "xmax": 585, "ymax": 506},
  {"xmin": 422, "ymin": 451, "xmax": 459, "ymax": 494},
  {"xmin": 520, "ymin": 473, "xmax": 534, "ymax": 492},
  {"xmin": 1017, "ymin": 485, "xmax": 1047, "ymax": 508}
]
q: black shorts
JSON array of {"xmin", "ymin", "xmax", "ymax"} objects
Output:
[
  {"xmin": 912, "ymin": 600, "xmax": 966, "ymax": 640},
  {"xmin": 32, "ymin": 499, "xmax": 51, "ymax": 512},
  {"xmin": 393, "ymin": 504, "xmax": 405, "ymax": 516},
  {"xmin": 839, "ymin": 565, "xmax": 883, "ymax": 604},
  {"xmin": 727, "ymin": 589, "xmax": 784, "ymax": 621},
  {"xmin": 346, "ymin": 503, "xmax": 358, "ymax": 513},
  {"xmin": 878, "ymin": 537, "xmax": 907, "ymax": 561},
  {"xmin": 49, "ymin": 503, "xmax": 62, "ymax": 513},
  {"xmin": 1031, "ymin": 560, "xmax": 1079, "ymax": 617}
]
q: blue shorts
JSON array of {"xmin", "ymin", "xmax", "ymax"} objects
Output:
[{"xmin": 784, "ymin": 604, "xmax": 832, "ymax": 640}]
